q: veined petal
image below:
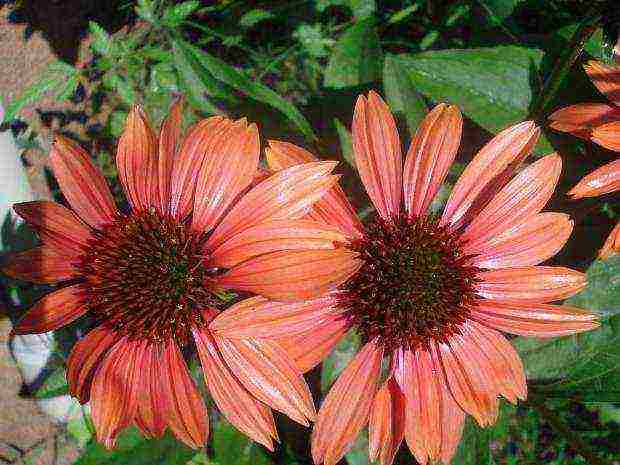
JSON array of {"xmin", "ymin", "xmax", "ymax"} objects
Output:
[
  {"xmin": 192, "ymin": 121, "xmax": 260, "ymax": 232},
  {"xmin": 50, "ymin": 135, "xmax": 117, "ymax": 229},
  {"xmin": 584, "ymin": 60, "xmax": 620, "ymax": 106},
  {"xmin": 210, "ymin": 292, "xmax": 343, "ymax": 339},
  {"xmin": 461, "ymin": 153, "xmax": 562, "ymax": 246},
  {"xmin": 214, "ymin": 336, "xmax": 315, "ymax": 426},
  {"xmin": 192, "ymin": 327, "xmax": 277, "ymax": 450},
  {"xmin": 437, "ymin": 376, "xmax": 466, "ymax": 465},
  {"xmin": 568, "ymin": 158, "xmax": 620, "ymax": 199},
  {"xmin": 470, "ymin": 300, "xmax": 600, "ymax": 337},
  {"xmin": 207, "ymin": 161, "xmax": 340, "ymax": 249},
  {"xmin": 210, "ymin": 219, "xmax": 346, "ymax": 268},
  {"xmin": 369, "ymin": 377, "xmax": 405, "ymax": 465},
  {"xmin": 2, "ymin": 246, "xmax": 78, "ymax": 284},
  {"xmin": 312, "ymin": 339, "xmax": 383, "ymax": 465},
  {"xmin": 440, "ymin": 121, "xmax": 539, "ymax": 230},
  {"xmin": 14, "ymin": 201, "xmax": 92, "ymax": 254},
  {"xmin": 403, "ymin": 104, "xmax": 463, "ymax": 218},
  {"xmin": 218, "ymin": 249, "xmax": 361, "ymax": 302},
  {"xmin": 157, "ymin": 97, "xmax": 184, "ymax": 216},
  {"xmin": 476, "ymin": 266, "xmax": 587, "ymax": 303},
  {"xmin": 12, "ymin": 284, "xmax": 86, "ymax": 335},
  {"xmin": 465, "ymin": 213, "xmax": 573, "ymax": 269},
  {"xmin": 169, "ymin": 116, "xmax": 231, "ymax": 220},
  {"xmin": 591, "ymin": 122, "xmax": 620, "ymax": 152},
  {"xmin": 548, "ymin": 103, "xmax": 620, "ymax": 139},
  {"xmin": 600, "ymin": 221, "xmax": 620, "ymax": 259},
  {"xmin": 352, "ymin": 91, "xmax": 402, "ymax": 221},
  {"xmin": 116, "ymin": 105, "xmax": 158, "ymax": 211},
  {"xmin": 266, "ymin": 140, "xmax": 316, "ymax": 168},
  {"xmin": 135, "ymin": 344, "xmax": 166, "ymax": 439}
]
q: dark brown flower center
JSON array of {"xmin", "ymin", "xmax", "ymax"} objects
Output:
[
  {"xmin": 75, "ymin": 209, "xmax": 224, "ymax": 344},
  {"xmin": 342, "ymin": 213, "xmax": 479, "ymax": 349}
]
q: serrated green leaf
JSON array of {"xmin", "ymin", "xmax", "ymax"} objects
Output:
[
  {"xmin": 212, "ymin": 421, "xmax": 273, "ymax": 465},
  {"xmin": 239, "ymin": 8, "xmax": 275, "ymax": 28},
  {"xmin": 334, "ymin": 118, "xmax": 355, "ymax": 168},
  {"xmin": 324, "ymin": 18, "xmax": 382, "ymax": 89},
  {"xmin": 108, "ymin": 74, "xmax": 136, "ymax": 106},
  {"xmin": 383, "ymin": 54, "xmax": 427, "ymax": 134},
  {"xmin": 89, "ymin": 21, "xmax": 112, "ymax": 56},
  {"xmin": 162, "ymin": 0, "xmax": 200, "ymax": 27}
]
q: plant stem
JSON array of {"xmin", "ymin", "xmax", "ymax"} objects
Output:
[{"xmin": 526, "ymin": 393, "xmax": 609, "ymax": 465}]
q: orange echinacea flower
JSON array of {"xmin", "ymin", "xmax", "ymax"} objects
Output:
[
  {"xmin": 2, "ymin": 100, "xmax": 355, "ymax": 449},
  {"xmin": 210, "ymin": 92, "xmax": 600, "ymax": 465}
]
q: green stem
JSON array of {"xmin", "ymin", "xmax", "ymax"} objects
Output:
[
  {"xmin": 526, "ymin": 393, "xmax": 609, "ymax": 465},
  {"xmin": 529, "ymin": 11, "xmax": 601, "ymax": 122}
]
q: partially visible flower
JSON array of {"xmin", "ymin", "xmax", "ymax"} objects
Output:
[
  {"xmin": 211, "ymin": 92, "xmax": 599, "ymax": 465},
  {"xmin": 549, "ymin": 60, "xmax": 620, "ymax": 257},
  {"xmin": 2, "ymin": 100, "xmax": 354, "ymax": 449}
]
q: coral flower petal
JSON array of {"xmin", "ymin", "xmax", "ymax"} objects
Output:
[
  {"xmin": 49, "ymin": 135, "xmax": 117, "ymax": 229},
  {"xmin": 116, "ymin": 105, "xmax": 158, "ymax": 211},
  {"xmin": 440, "ymin": 121, "xmax": 539, "ymax": 230},
  {"xmin": 12, "ymin": 284, "xmax": 87, "ymax": 335},
  {"xmin": 568, "ymin": 158, "xmax": 620, "ymax": 199},
  {"xmin": 470, "ymin": 300, "xmax": 600, "ymax": 337},
  {"xmin": 591, "ymin": 121, "xmax": 620, "ymax": 152},
  {"xmin": 135, "ymin": 345, "xmax": 166, "ymax": 439},
  {"xmin": 214, "ymin": 336, "xmax": 316, "ymax": 426},
  {"xmin": 312, "ymin": 339, "xmax": 383, "ymax": 465},
  {"xmin": 584, "ymin": 60, "xmax": 620, "ymax": 106},
  {"xmin": 266, "ymin": 140, "xmax": 363, "ymax": 239},
  {"xmin": 169, "ymin": 116, "xmax": 231, "ymax": 219},
  {"xmin": 207, "ymin": 161, "xmax": 340, "ymax": 249},
  {"xmin": 210, "ymin": 219, "xmax": 346, "ymax": 268},
  {"xmin": 476, "ymin": 266, "xmax": 587, "ymax": 303},
  {"xmin": 437, "ymin": 379, "xmax": 466, "ymax": 465},
  {"xmin": 2, "ymin": 246, "xmax": 78, "ymax": 284},
  {"xmin": 352, "ymin": 91, "xmax": 402, "ymax": 221},
  {"xmin": 210, "ymin": 292, "xmax": 343, "ymax": 339},
  {"xmin": 466, "ymin": 213, "xmax": 573, "ymax": 269},
  {"xmin": 67, "ymin": 326, "xmax": 118, "ymax": 403},
  {"xmin": 157, "ymin": 97, "xmax": 184, "ymax": 216},
  {"xmin": 218, "ymin": 249, "xmax": 362, "ymax": 302},
  {"xmin": 461, "ymin": 153, "xmax": 562, "ymax": 245},
  {"xmin": 160, "ymin": 341, "xmax": 209, "ymax": 448},
  {"xmin": 548, "ymin": 103, "xmax": 620, "ymax": 139},
  {"xmin": 403, "ymin": 103, "xmax": 463, "ymax": 218},
  {"xmin": 13, "ymin": 201, "xmax": 92, "ymax": 254},
  {"xmin": 600, "ymin": 221, "xmax": 620, "ymax": 259},
  {"xmin": 368, "ymin": 378, "xmax": 405, "ymax": 465},
  {"xmin": 192, "ymin": 121, "xmax": 260, "ymax": 232},
  {"xmin": 192, "ymin": 327, "xmax": 277, "ymax": 450}
]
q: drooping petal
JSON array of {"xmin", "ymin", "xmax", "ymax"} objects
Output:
[
  {"xmin": 465, "ymin": 213, "xmax": 573, "ymax": 269},
  {"xmin": 214, "ymin": 336, "xmax": 315, "ymax": 426},
  {"xmin": 266, "ymin": 139, "xmax": 316, "ymax": 168},
  {"xmin": 168, "ymin": 116, "xmax": 231, "ymax": 220},
  {"xmin": 209, "ymin": 219, "xmax": 346, "ymax": 268},
  {"xmin": 116, "ymin": 105, "xmax": 158, "ymax": 211},
  {"xmin": 461, "ymin": 153, "xmax": 562, "ymax": 246},
  {"xmin": 591, "ymin": 121, "xmax": 620, "ymax": 152},
  {"xmin": 403, "ymin": 104, "xmax": 462, "ymax": 218},
  {"xmin": 548, "ymin": 103, "xmax": 620, "ymax": 139},
  {"xmin": 157, "ymin": 97, "xmax": 184, "ymax": 216},
  {"xmin": 13, "ymin": 201, "xmax": 92, "ymax": 254},
  {"xmin": 461, "ymin": 320, "xmax": 527, "ymax": 404},
  {"xmin": 12, "ymin": 284, "xmax": 87, "ymax": 335},
  {"xmin": 2, "ymin": 246, "xmax": 78, "ymax": 284},
  {"xmin": 192, "ymin": 327, "xmax": 277, "ymax": 450},
  {"xmin": 568, "ymin": 158, "xmax": 620, "ymax": 199},
  {"xmin": 440, "ymin": 121, "xmax": 539, "ymax": 230},
  {"xmin": 49, "ymin": 135, "xmax": 117, "ymax": 229},
  {"xmin": 192, "ymin": 121, "xmax": 260, "ymax": 232},
  {"xmin": 159, "ymin": 341, "xmax": 209, "ymax": 448},
  {"xmin": 312, "ymin": 339, "xmax": 383, "ymax": 465},
  {"xmin": 476, "ymin": 266, "xmax": 587, "ymax": 303},
  {"xmin": 437, "ymin": 377, "xmax": 466, "ymax": 465},
  {"xmin": 206, "ymin": 161, "xmax": 340, "ymax": 249},
  {"xmin": 210, "ymin": 292, "xmax": 343, "ymax": 339},
  {"xmin": 470, "ymin": 300, "xmax": 600, "ymax": 337},
  {"xmin": 352, "ymin": 91, "xmax": 402, "ymax": 221},
  {"xmin": 600, "ymin": 221, "xmax": 620, "ymax": 259},
  {"xmin": 584, "ymin": 60, "xmax": 620, "ymax": 106},
  {"xmin": 135, "ymin": 344, "xmax": 166, "ymax": 439},
  {"xmin": 218, "ymin": 249, "xmax": 361, "ymax": 302},
  {"xmin": 368, "ymin": 377, "xmax": 405, "ymax": 465}
]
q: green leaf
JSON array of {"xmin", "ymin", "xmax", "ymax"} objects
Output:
[
  {"xmin": 477, "ymin": 0, "xmax": 522, "ymax": 25},
  {"xmin": 345, "ymin": 430, "xmax": 370, "ymax": 465},
  {"xmin": 348, "ymin": 0, "xmax": 376, "ymax": 19},
  {"xmin": 239, "ymin": 8, "xmax": 275, "ymax": 28},
  {"xmin": 324, "ymin": 18, "xmax": 383, "ymax": 89},
  {"xmin": 294, "ymin": 24, "xmax": 333, "ymax": 58},
  {"xmin": 321, "ymin": 329, "xmax": 360, "ymax": 393},
  {"xmin": 89, "ymin": 21, "xmax": 112, "ymax": 56},
  {"xmin": 75, "ymin": 428, "xmax": 194, "ymax": 465},
  {"xmin": 383, "ymin": 53, "xmax": 427, "ymax": 133},
  {"xmin": 108, "ymin": 110, "xmax": 129, "ymax": 137},
  {"xmin": 334, "ymin": 118, "xmax": 355, "ymax": 168},
  {"xmin": 212, "ymin": 421, "xmax": 273, "ymax": 465},
  {"xmin": 162, "ymin": 0, "xmax": 200, "ymax": 27},
  {"xmin": 34, "ymin": 360, "xmax": 68, "ymax": 399},
  {"xmin": 108, "ymin": 74, "xmax": 136, "ymax": 106},
  {"xmin": 55, "ymin": 75, "xmax": 80, "ymax": 102}
]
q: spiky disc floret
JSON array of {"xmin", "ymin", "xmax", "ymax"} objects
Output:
[
  {"xmin": 343, "ymin": 213, "xmax": 480, "ymax": 349},
  {"xmin": 75, "ymin": 209, "xmax": 224, "ymax": 344}
]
